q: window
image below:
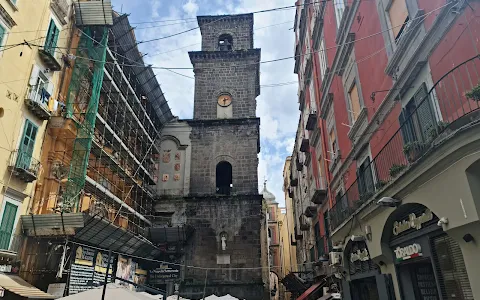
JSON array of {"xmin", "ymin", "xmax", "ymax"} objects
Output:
[
  {"xmin": 348, "ymin": 82, "xmax": 362, "ymax": 124},
  {"xmin": 309, "ymin": 82, "xmax": 316, "ymax": 111},
  {"xmin": 334, "ymin": 0, "xmax": 346, "ymax": 28},
  {"xmin": 314, "ymin": 222, "xmax": 325, "ymax": 258},
  {"xmin": 329, "ymin": 128, "xmax": 337, "ymax": 159},
  {"xmin": 44, "ymin": 20, "xmax": 60, "ymax": 56},
  {"xmin": 218, "ymin": 34, "xmax": 233, "ymax": 51},
  {"xmin": 0, "ymin": 24, "xmax": 6, "ymax": 47},
  {"xmin": 357, "ymin": 157, "xmax": 375, "ymax": 200},
  {"xmin": 318, "ymin": 39, "xmax": 327, "ymax": 81},
  {"xmin": 216, "ymin": 161, "xmax": 232, "ymax": 195},
  {"xmin": 388, "ymin": 0, "xmax": 409, "ymax": 42},
  {"xmin": 17, "ymin": 120, "xmax": 38, "ymax": 170},
  {"xmin": 0, "ymin": 201, "xmax": 17, "ymax": 250},
  {"xmin": 399, "ymin": 83, "xmax": 436, "ymax": 145}
]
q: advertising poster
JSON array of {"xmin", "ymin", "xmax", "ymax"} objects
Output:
[
  {"xmin": 68, "ymin": 245, "xmax": 116, "ymax": 295},
  {"xmin": 115, "ymin": 255, "xmax": 136, "ymax": 290}
]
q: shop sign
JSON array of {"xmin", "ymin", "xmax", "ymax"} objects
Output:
[
  {"xmin": 350, "ymin": 248, "xmax": 369, "ymax": 263},
  {"xmin": 393, "ymin": 209, "xmax": 433, "ymax": 236},
  {"xmin": 394, "ymin": 243, "xmax": 422, "ymax": 261}
]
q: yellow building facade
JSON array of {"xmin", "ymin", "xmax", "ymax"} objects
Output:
[
  {"xmin": 0, "ymin": 0, "xmax": 70, "ymax": 262},
  {"xmin": 278, "ymin": 157, "xmax": 298, "ymax": 300}
]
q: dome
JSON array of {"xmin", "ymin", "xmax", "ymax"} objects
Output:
[{"xmin": 262, "ymin": 181, "xmax": 277, "ymax": 203}]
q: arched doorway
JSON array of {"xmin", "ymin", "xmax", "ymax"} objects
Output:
[
  {"xmin": 216, "ymin": 161, "xmax": 232, "ymax": 195},
  {"xmin": 381, "ymin": 203, "xmax": 473, "ymax": 300}
]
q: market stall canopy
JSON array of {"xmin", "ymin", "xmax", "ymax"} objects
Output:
[
  {"xmin": 58, "ymin": 283, "xmax": 159, "ymax": 300},
  {"xmin": 0, "ymin": 274, "xmax": 56, "ymax": 299}
]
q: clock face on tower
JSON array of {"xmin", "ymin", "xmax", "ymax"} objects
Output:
[{"xmin": 217, "ymin": 94, "xmax": 232, "ymax": 107}]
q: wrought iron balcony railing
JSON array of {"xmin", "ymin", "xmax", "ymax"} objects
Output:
[
  {"xmin": 8, "ymin": 151, "xmax": 41, "ymax": 182},
  {"xmin": 25, "ymin": 85, "xmax": 51, "ymax": 120},
  {"xmin": 329, "ymin": 56, "xmax": 480, "ymax": 231}
]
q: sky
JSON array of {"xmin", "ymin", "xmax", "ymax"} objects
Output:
[{"xmin": 111, "ymin": 0, "xmax": 299, "ymax": 206}]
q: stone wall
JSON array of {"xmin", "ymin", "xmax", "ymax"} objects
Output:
[
  {"xmin": 187, "ymin": 118, "xmax": 260, "ymax": 196},
  {"xmin": 181, "ymin": 195, "xmax": 265, "ymax": 300},
  {"xmin": 190, "ymin": 51, "xmax": 260, "ymax": 120},
  {"xmin": 198, "ymin": 14, "xmax": 254, "ymax": 51}
]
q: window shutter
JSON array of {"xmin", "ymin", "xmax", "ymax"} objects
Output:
[
  {"xmin": 399, "ymin": 109, "xmax": 415, "ymax": 144},
  {"xmin": 414, "ymin": 83, "xmax": 436, "ymax": 141},
  {"xmin": 29, "ymin": 65, "xmax": 41, "ymax": 86},
  {"xmin": 389, "ymin": 0, "xmax": 409, "ymax": 38},
  {"xmin": 0, "ymin": 202, "xmax": 18, "ymax": 250},
  {"xmin": 0, "ymin": 25, "xmax": 6, "ymax": 46}
]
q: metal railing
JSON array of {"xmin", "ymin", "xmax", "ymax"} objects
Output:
[
  {"xmin": 9, "ymin": 150, "xmax": 41, "ymax": 177},
  {"xmin": 0, "ymin": 231, "xmax": 23, "ymax": 253},
  {"xmin": 26, "ymin": 85, "xmax": 50, "ymax": 107},
  {"xmin": 329, "ymin": 56, "xmax": 480, "ymax": 230}
]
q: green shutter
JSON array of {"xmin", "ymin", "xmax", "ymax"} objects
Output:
[
  {"xmin": 16, "ymin": 120, "xmax": 38, "ymax": 170},
  {"xmin": 0, "ymin": 202, "xmax": 18, "ymax": 250},
  {"xmin": 414, "ymin": 83, "xmax": 436, "ymax": 141},
  {"xmin": 0, "ymin": 25, "xmax": 5, "ymax": 46},
  {"xmin": 45, "ymin": 20, "xmax": 59, "ymax": 56}
]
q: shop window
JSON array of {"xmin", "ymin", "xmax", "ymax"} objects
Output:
[
  {"xmin": 216, "ymin": 161, "xmax": 232, "ymax": 195},
  {"xmin": 218, "ymin": 34, "xmax": 233, "ymax": 51},
  {"xmin": 388, "ymin": 0, "xmax": 409, "ymax": 42},
  {"xmin": 348, "ymin": 82, "xmax": 362, "ymax": 124}
]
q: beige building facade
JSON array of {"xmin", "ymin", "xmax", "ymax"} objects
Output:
[{"xmin": 0, "ymin": 0, "xmax": 70, "ymax": 267}]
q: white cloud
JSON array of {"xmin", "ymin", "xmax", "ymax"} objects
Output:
[{"xmin": 183, "ymin": 0, "xmax": 199, "ymax": 17}]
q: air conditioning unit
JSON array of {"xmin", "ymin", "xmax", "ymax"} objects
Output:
[{"xmin": 329, "ymin": 252, "xmax": 342, "ymax": 266}]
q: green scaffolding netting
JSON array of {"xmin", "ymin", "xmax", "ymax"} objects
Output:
[{"xmin": 63, "ymin": 27, "xmax": 108, "ymax": 212}]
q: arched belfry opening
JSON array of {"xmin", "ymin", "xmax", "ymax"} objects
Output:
[
  {"xmin": 218, "ymin": 34, "xmax": 233, "ymax": 51},
  {"xmin": 216, "ymin": 161, "xmax": 232, "ymax": 195}
]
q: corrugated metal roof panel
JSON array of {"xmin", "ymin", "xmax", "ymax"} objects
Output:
[
  {"xmin": 74, "ymin": 0, "xmax": 113, "ymax": 26},
  {"xmin": 21, "ymin": 213, "xmax": 85, "ymax": 232}
]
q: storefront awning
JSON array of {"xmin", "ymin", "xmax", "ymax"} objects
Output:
[
  {"xmin": 280, "ymin": 272, "xmax": 307, "ymax": 294},
  {"xmin": 296, "ymin": 282, "xmax": 324, "ymax": 300},
  {"xmin": 0, "ymin": 274, "xmax": 56, "ymax": 299}
]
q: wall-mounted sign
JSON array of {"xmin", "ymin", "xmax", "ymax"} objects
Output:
[
  {"xmin": 47, "ymin": 283, "xmax": 66, "ymax": 297},
  {"xmin": 393, "ymin": 209, "xmax": 433, "ymax": 236},
  {"xmin": 148, "ymin": 263, "xmax": 180, "ymax": 284},
  {"xmin": 394, "ymin": 243, "xmax": 422, "ymax": 261},
  {"xmin": 350, "ymin": 248, "xmax": 369, "ymax": 263}
]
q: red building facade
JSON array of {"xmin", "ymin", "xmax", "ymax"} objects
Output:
[{"xmin": 287, "ymin": 0, "xmax": 480, "ymax": 299}]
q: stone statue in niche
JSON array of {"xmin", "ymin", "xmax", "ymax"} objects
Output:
[{"xmin": 220, "ymin": 232, "xmax": 227, "ymax": 251}]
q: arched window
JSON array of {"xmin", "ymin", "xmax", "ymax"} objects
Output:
[
  {"xmin": 216, "ymin": 161, "xmax": 232, "ymax": 195},
  {"xmin": 218, "ymin": 34, "xmax": 233, "ymax": 51}
]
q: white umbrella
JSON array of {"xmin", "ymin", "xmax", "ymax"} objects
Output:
[
  {"xmin": 205, "ymin": 294, "xmax": 242, "ymax": 300},
  {"xmin": 58, "ymin": 283, "xmax": 159, "ymax": 300}
]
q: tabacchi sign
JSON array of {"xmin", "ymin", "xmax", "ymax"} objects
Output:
[{"xmin": 393, "ymin": 209, "xmax": 433, "ymax": 236}]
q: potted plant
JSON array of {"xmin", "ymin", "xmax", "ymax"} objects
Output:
[
  {"xmin": 389, "ymin": 164, "xmax": 407, "ymax": 178},
  {"xmin": 375, "ymin": 180, "xmax": 387, "ymax": 189},
  {"xmin": 403, "ymin": 141, "xmax": 423, "ymax": 163},
  {"xmin": 466, "ymin": 84, "xmax": 480, "ymax": 101}
]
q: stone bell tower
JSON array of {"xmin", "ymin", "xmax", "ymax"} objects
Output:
[{"xmin": 180, "ymin": 13, "xmax": 265, "ymax": 299}]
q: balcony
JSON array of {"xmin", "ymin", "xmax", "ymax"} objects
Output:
[
  {"xmin": 329, "ymin": 57, "xmax": 480, "ymax": 231},
  {"xmin": 295, "ymin": 227, "xmax": 303, "ymax": 240},
  {"xmin": 304, "ymin": 206, "xmax": 317, "ymax": 218},
  {"xmin": 310, "ymin": 179, "xmax": 328, "ymax": 205},
  {"xmin": 8, "ymin": 151, "xmax": 40, "ymax": 183},
  {"xmin": 38, "ymin": 46, "xmax": 61, "ymax": 72},
  {"xmin": 306, "ymin": 112, "xmax": 317, "ymax": 131},
  {"xmin": 300, "ymin": 138, "xmax": 309, "ymax": 152},
  {"xmin": 288, "ymin": 187, "xmax": 294, "ymax": 199},
  {"xmin": 299, "ymin": 214, "xmax": 309, "ymax": 231},
  {"xmin": 24, "ymin": 85, "xmax": 51, "ymax": 120},
  {"xmin": 296, "ymin": 157, "xmax": 303, "ymax": 171},
  {"xmin": 0, "ymin": 231, "xmax": 23, "ymax": 256}
]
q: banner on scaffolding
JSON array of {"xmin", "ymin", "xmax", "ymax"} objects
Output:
[
  {"xmin": 68, "ymin": 245, "xmax": 116, "ymax": 295},
  {"xmin": 115, "ymin": 255, "xmax": 147, "ymax": 292}
]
